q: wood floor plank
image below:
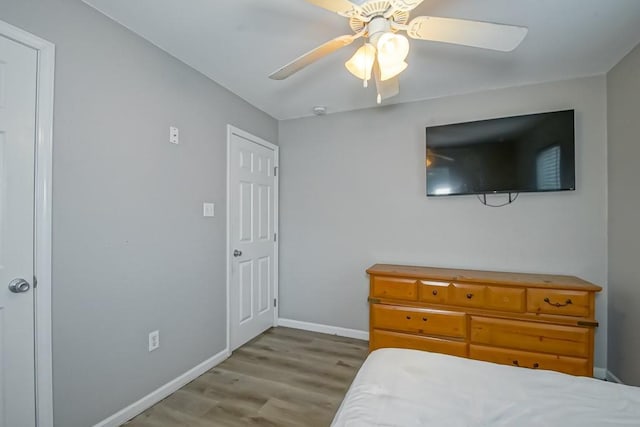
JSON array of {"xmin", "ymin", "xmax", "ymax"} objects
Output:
[
  {"xmin": 193, "ymin": 368, "xmax": 339, "ymax": 411},
  {"xmin": 124, "ymin": 327, "xmax": 368, "ymax": 427},
  {"xmin": 160, "ymin": 389, "xmax": 221, "ymax": 417},
  {"xmin": 254, "ymin": 397, "xmax": 333, "ymax": 427},
  {"xmin": 252, "ymin": 337, "xmax": 368, "ymax": 362},
  {"xmin": 231, "ymin": 346, "xmax": 360, "ymax": 385},
  {"xmin": 213, "ymin": 353, "xmax": 349, "ymax": 396}
]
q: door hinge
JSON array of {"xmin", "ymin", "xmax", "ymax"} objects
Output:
[
  {"xmin": 274, "ymin": 232, "xmax": 277, "ymax": 242},
  {"xmin": 33, "ymin": 275, "xmax": 38, "ymax": 289},
  {"xmin": 274, "ymin": 298, "xmax": 277, "ymax": 308},
  {"xmin": 274, "ymin": 166, "xmax": 278, "ymax": 177}
]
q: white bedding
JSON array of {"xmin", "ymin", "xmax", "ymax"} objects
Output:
[{"xmin": 332, "ymin": 349, "xmax": 640, "ymax": 427}]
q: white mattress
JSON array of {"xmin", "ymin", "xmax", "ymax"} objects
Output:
[{"xmin": 332, "ymin": 349, "xmax": 640, "ymax": 427}]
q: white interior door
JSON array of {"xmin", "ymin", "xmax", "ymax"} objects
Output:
[
  {"xmin": 0, "ymin": 34, "xmax": 38, "ymax": 427},
  {"xmin": 228, "ymin": 127, "xmax": 278, "ymax": 350}
]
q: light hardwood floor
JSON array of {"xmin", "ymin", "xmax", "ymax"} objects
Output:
[{"xmin": 125, "ymin": 327, "xmax": 369, "ymax": 427}]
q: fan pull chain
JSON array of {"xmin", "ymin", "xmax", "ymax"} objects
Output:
[{"xmin": 364, "ymin": 39, "xmax": 371, "ymax": 88}]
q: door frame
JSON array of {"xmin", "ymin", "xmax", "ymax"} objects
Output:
[
  {"xmin": 0, "ymin": 20, "xmax": 55, "ymax": 427},
  {"xmin": 225, "ymin": 125, "xmax": 279, "ymax": 352}
]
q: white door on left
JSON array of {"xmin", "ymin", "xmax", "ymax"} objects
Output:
[
  {"xmin": 0, "ymin": 34, "xmax": 38, "ymax": 427},
  {"xmin": 228, "ymin": 129, "xmax": 277, "ymax": 350}
]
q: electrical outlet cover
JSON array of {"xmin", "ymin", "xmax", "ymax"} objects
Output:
[{"xmin": 169, "ymin": 126, "xmax": 179, "ymax": 144}]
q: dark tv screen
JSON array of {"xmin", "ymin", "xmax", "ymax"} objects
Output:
[{"xmin": 426, "ymin": 110, "xmax": 575, "ymax": 196}]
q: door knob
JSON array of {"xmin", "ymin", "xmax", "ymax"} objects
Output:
[
  {"xmin": 233, "ymin": 249, "xmax": 242, "ymax": 257},
  {"xmin": 8, "ymin": 278, "xmax": 31, "ymax": 294}
]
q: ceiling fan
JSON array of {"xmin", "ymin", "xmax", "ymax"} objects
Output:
[{"xmin": 269, "ymin": 0, "xmax": 528, "ymax": 104}]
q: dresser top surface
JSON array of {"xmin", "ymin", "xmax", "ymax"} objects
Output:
[{"xmin": 366, "ymin": 264, "xmax": 602, "ymax": 291}]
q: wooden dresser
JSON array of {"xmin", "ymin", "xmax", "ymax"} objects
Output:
[{"xmin": 367, "ymin": 264, "xmax": 601, "ymax": 377}]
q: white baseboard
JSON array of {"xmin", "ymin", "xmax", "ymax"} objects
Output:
[
  {"xmin": 593, "ymin": 367, "xmax": 607, "ymax": 380},
  {"xmin": 93, "ymin": 349, "xmax": 231, "ymax": 427},
  {"xmin": 277, "ymin": 318, "xmax": 369, "ymax": 341},
  {"xmin": 593, "ymin": 367, "xmax": 624, "ymax": 384},
  {"xmin": 605, "ymin": 370, "xmax": 624, "ymax": 384}
]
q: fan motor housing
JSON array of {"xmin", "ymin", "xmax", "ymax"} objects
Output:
[
  {"xmin": 367, "ymin": 17, "xmax": 392, "ymax": 44},
  {"xmin": 349, "ymin": 0, "xmax": 410, "ymax": 34}
]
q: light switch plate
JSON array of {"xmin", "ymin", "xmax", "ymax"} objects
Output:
[
  {"xmin": 148, "ymin": 330, "xmax": 159, "ymax": 352},
  {"xmin": 203, "ymin": 202, "xmax": 215, "ymax": 217}
]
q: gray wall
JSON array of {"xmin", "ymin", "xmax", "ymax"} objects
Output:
[
  {"xmin": 607, "ymin": 43, "xmax": 640, "ymax": 386},
  {"xmin": 278, "ymin": 76, "xmax": 608, "ymax": 369},
  {"xmin": 0, "ymin": 1, "xmax": 277, "ymax": 426}
]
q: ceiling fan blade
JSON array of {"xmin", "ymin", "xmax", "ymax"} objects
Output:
[
  {"xmin": 373, "ymin": 60, "xmax": 400, "ymax": 102},
  {"xmin": 406, "ymin": 16, "xmax": 528, "ymax": 52},
  {"xmin": 305, "ymin": 0, "xmax": 363, "ymax": 17},
  {"xmin": 269, "ymin": 35, "xmax": 358, "ymax": 80}
]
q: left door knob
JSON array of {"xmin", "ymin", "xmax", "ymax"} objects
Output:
[{"xmin": 8, "ymin": 278, "xmax": 30, "ymax": 293}]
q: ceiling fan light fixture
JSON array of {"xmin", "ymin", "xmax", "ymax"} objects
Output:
[
  {"xmin": 345, "ymin": 43, "xmax": 376, "ymax": 82},
  {"xmin": 376, "ymin": 32, "xmax": 410, "ymax": 66},
  {"xmin": 269, "ymin": 0, "xmax": 529, "ymax": 108},
  {"xmin": 380, "ymin": 60, "xmax": 408, "ymax": 81}
]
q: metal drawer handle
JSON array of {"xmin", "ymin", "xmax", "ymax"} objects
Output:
[
  {"xmin": 513, "ymin": 360, "xmax": 540, "ymax": 369},
  {"xmin": 422, "ymin": 317, "xmax": 428, "ymax": 322},
  {"xmin": 405, "ymin": 315, "xmax": 411, "ymax": 320},
  {"xmin": 466, "ymin": 293, "xmax": 474, "ymax": 299},
  {"xmin": 543, "ymin": 297, "xmax": 572, "ymax": 307},
  {"xmin": 432, "ymin": 290, "xmax": 438, "ymax": 296}
]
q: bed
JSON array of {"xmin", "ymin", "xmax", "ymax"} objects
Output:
[{"xmin": 332, "ymin": 349, "xmax": 640, "ymax": 426}]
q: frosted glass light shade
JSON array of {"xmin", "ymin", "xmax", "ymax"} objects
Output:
[
  {"xmin": 345, "ymin": 43, "xmax": 376, "ymax": 80},
  {"xmin": 377, "ymin": 32, "xmax": 409, "ymax": 66},
  {"xmin": 380, "ymin": 61, "xmax": 408, "ymax": 81}
]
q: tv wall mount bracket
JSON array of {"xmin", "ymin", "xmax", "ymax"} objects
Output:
[{"xmin": 477, "ymin": 192, "xmax": 519, "ymax": 207}]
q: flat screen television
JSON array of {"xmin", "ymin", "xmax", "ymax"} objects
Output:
[{"xmin": 426, "ymin": 110, "xmax": 575, "ymax": 196}]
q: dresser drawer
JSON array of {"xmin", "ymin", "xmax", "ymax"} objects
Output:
[
  {"xmin": 371, "ymin": 304, "xmax": 467, "ymax": 338},
  {"xmin": 470, "ymin": 345, "xmax": 590, "ymax": 376},
  {"xmin": 470, "ymin": 316, "xmax": 589, "ymax": 357},
  {"xmin": 371, "ymin": 329, "xmax": 467, "ymax": 357},
  {"xmin": 485, "ymin": 286, "xmax": 526, "ymax": 312},
  {"xmin": 371, "ymin": 276, "xmax": 418, "ymax": 301},
  {"xmin": 418, "ymin": 280, "xmax": 449, "ymax": 304},
  {"xmin": 527, "ymin": 288, "xmax": 591, "ymax": 317},
  {"xmin": 449, "ymin": 283, "xmax": 486, "ymax": 308}
]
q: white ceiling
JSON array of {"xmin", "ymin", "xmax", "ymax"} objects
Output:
[{"xmin": 83, "ymin": 0, "xmax": 640, "ymax": 120}]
